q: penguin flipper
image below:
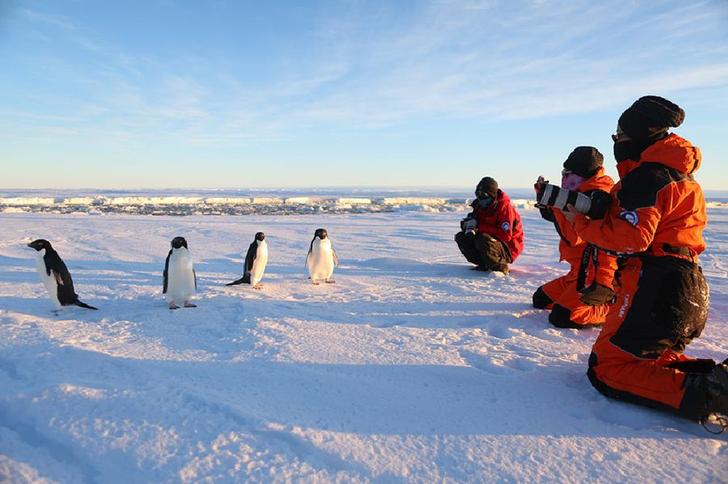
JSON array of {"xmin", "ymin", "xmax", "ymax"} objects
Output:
[
  {"xmin": 52, "ymin": 269, "xmax": 79, "ymax": 306},
  {"xmin": 333, "ymin": 249, "xmax": 340, "ymax": 267},
  {"xmin": 226, "ymin": 277, "xmax": 245, "ymax": 286},
  {"xmin": 244, "ymin": 242, "xmax": 257, "ymax": 272},
  {"xmin": 163, "ymin": 250, "xmax": 171, "ymax": 293}
]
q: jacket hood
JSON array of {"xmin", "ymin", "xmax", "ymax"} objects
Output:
[
  {"xmin": 618, "ymin": 134, "xmax": 701, "ymax": 178},
  {"xmin": 495, "ymin": 189, "xmax": 510, "ymax": 206}
]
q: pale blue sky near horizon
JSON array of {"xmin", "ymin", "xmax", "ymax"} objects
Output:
[{"xmin": 1, "ymin": 0, "xmax": 727, "ymax": 190}]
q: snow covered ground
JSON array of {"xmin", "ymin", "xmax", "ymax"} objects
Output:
[{"xmin": 1, "ymin": 207, "xmax": 726, "ymax": 482}]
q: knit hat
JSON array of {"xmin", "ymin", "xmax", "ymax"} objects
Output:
[
  {"xmin": 618, "ymin": 95, "xmax": 685, "ymax": 141},
  {"xmin": 563, "ymin": 146, "xmax": 603, "ymax": 178},
  {"xmin": 475, "ymin": 177, "xmax": 498, "ymax": 198}
]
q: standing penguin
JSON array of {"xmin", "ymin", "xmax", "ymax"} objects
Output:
[
  {"xmin": 27, "ymin": 239, "xmax": 98, "ymax": 310},
  {"xmin": 227, "ymin": 232, "xmax": 268, "ymax": 289},
  {"xmin": 163, "ymin": 236, "xmax": 197, "ymax": 309},
  {"xmin": 306, "ymin": 228, "xmax": 339, "ymax": 284}
]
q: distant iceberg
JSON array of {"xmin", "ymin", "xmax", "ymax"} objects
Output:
[{"xmin": 0, "ymin": 191, "xmax": 609, "ymax": 216}]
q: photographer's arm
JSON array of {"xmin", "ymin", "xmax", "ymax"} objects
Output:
[{"xmin": 573, "ymin": 204, "xmax": 661, "ymax": 254}]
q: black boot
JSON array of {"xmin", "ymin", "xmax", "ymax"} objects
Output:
[
  {"xmin": 682, "ymin": 362, "xmax": 728, "ymax": 420},
  {"xmin": 705, "ymin": 363, "xmax": 728, "ymax": 416},
  {"xmin": 532, "ymin": 286, "xmax": 553, "ymax": 309}
]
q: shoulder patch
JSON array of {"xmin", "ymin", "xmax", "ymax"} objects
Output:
[
  {"xmin": 619, "ymin": 210, "xmax": 639, "ymax": 226},
  {"xmin": 617, "ymin": 162, "xmax": 685, "ymax": 211},
  {"xmin": 501, "ymin": 221, "xmax": 510, "ymax": 232}
]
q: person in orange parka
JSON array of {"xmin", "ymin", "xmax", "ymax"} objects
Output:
[
  {"xmin": 532, "ymin": 147, "xmax": 617, "ymax": 329},
  {"xmin": 571, "ymin": 95, "xmax": 727, "ymax": 423}
]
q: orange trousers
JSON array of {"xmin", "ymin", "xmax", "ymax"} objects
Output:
[
  {"xmin": 587, "ymin": 256, "xmax": 710, "ymax": 416},
  {"xmin": 540, "ymin": 263, "xmax": 610, "ymax": 327}
]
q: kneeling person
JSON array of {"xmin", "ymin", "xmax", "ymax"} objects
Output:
[
  {"xmin": 532, "ymin": 147, "xmax": 617, "ymax": 329},
  {"xmin": 455, "ymin": 177, "xmax": 524, "ymax": 274}
]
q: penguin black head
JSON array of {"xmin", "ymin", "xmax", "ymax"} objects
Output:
[
  {"xmin": 314, "ymin": 228, "xmax": 328, "ymax": 240},
  {"xmin": 171, "ymin": 236, "xmax": 188, "ymax": 249},
  {"xmin": 255, "ymin": 232, "xmax": 265, "ymax": 242},
  {"xmin": 28, "ymin": 239, "xmax": 53, "ymax": 251}
]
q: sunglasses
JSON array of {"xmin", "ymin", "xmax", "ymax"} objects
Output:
[
  {"xmin": 611, "ymin": 127, "xmax": 630, "ymax": 143},
  {"xmin": 475, "ymin": 189, "xmax": 491, "ymax": 199},
  {"xmin": 561, "ymin": 168, "xmax": 572, "ymax": 177}
]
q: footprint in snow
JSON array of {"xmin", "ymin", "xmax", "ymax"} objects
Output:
[{"xmin": 458, "ymin": 350, "xmax": 514, "ymax": 376}]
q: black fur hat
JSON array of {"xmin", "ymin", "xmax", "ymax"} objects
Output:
[
  {"xmin": 618, "ymin": 95, "xmax": 685, "ymax": 141},
  {"xmin": 563, "ymin": 146, "xmax": 603, "ymax": 178}
]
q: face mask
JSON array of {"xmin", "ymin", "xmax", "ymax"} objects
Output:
[
  {"xmin": 477, "ymin": 196, "xmax": 494, "ymax": 209},
  {"xmin": 613, "ymin": 136, "xmax": 661, "ymax": 163},
  {"xmin": 613, "ymin": 140, "xmax": 640, "ymax": 163},
  {"xmin": 561, "ymin": 173, "xmax": 586, "ymax": 190}
]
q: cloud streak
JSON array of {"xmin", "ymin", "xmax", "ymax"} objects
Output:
[{"xmin": 3, "ymin": 0, "xmax": 728, "ymax": 147}]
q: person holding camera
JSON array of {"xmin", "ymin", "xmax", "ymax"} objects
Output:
[
  {"xmin": 569, "ymin": 96, "xmax": 727, "ymax": 425},
  {"xmin": 455, "ymin": 177, "xmax": 523, "ymax": 274},
  {"xmin": 532, "ymin": 147, "xmax": 617, "ymax": 329}
]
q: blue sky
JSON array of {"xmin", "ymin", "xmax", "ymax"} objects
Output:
[{"xmin": 1, "ymin": 0, "xmax": 727, "ymax": 189}]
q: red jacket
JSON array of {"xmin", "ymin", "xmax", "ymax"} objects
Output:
[{"xmin": 473, "ymin": 189, "xmax": 524, "ymax": 261}]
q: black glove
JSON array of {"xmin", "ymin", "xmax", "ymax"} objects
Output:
[
  {"xmin": 666, "ymin": 358, "xmax": 717, "ymax": 374},
  {"xmin": 584, "ymin": 190, "xmax": 611, "ymax": 220},
  {"xmin": 460, "ymin": 213, "xmax": 477, "ymax": 232},
  {"xmin": 579, "ymin": 283, "xmax": 616, "ymax": 306}
]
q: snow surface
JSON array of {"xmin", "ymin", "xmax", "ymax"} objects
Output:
[{"xmin": 0, "ymin": 208, "xmax": 727, "ymax": 483}]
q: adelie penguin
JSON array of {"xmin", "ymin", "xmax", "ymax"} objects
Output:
[
  {"xmin": 227, "ymin": 232, "xmax": 268, "ymax": 289},
  {"xmin": 27, "ymin": 239, "xmax": 97, "ymax": 311},
  {"xmin": 163, "ymin": 236, "xmax": 197, "ymax": 309},
  {"xmin": 306, "ymin": 228, "xmax": 339, "ymax": 285}
]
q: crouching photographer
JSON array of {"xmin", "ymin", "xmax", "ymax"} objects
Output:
[
  {"xmin": 532, "ymin": 147, "xmax": 617, "ymax": 329},
  {"xmin": 455, "ymin": 177, "xmax": 523, "ymax": 274}
]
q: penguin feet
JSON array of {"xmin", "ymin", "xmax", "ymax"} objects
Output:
[
  {"xmin": 184, "ymin": 302, "xmax": 197, "ymax": 308},
  {"xmin": 253, "ymin": 284, "xmax": 263, "ymax": 290},
  {"xmin": 325, "ymin": 279, "xmax": 336, "ymax": 284},
  {"xmin": 169, "ymin": 303, "xmax": 179, "ymax": 310}
]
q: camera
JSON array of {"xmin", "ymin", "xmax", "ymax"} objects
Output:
[
  {"xmin": 535, "ymin": 183, "xmax": 611, "ymax": 219},
  {"xmin": 460, "ymin": 214, "xmax": 477, "ymax": 232}
]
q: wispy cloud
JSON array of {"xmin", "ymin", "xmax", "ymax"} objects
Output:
[{"xmin": 3, "ymin": 0, "xmax": 728, "ymax": 146}]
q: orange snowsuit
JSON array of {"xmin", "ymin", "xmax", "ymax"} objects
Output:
[
  {"xmin": 573, "ymin": 134, "xmax": 710, "ymax": 418},
  {"xmin": 534, "ymin": 168, "xmax": 617, "ymax": 327}
]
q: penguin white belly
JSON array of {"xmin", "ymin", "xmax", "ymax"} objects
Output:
[
  {"xmin": 250, "ymin": 242, "xmax": 268, "ymax": 286},
  {"xmin": 166, "ymin": 249, "xmax": 196, "ymax": 304},
  {"xmin": 35, "ymin": 251, "xmax": 61, "ymax": 309},
  {"xmin": 308, "ymin": 240, "xmax": 335, "ymax": 282}
]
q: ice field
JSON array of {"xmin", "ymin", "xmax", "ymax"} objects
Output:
[{"xmin": 1, "ymin": 206, "xmax": 727, "ymax": 482}]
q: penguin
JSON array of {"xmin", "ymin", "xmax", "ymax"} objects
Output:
[
  {"xmin": 306, "ymin": 228, "xmax": 339, "ymax": 284},
  {"xmin": 163, "ymin": 236, "xmax": 197, "ymax": 309},
  {"xmin": 27, "ymin": 239, "xmax": 98, "ymax": 310},
  {"xmin": 227, "ymin": 232, "xmax": 268, "ymax": 289}
]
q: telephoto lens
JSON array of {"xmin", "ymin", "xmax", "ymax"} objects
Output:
[{"xmin": 537, "ymin": 184, "xmax": 592, "ymax": 214}]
